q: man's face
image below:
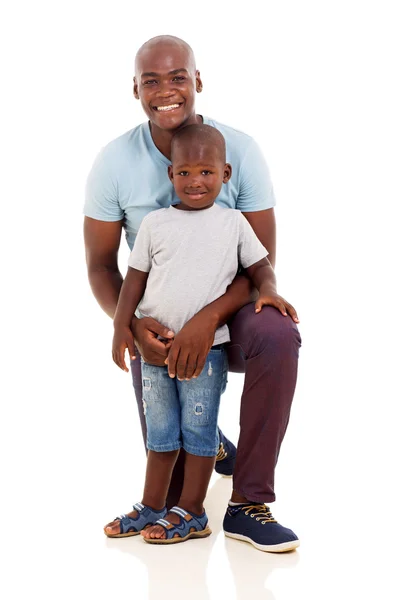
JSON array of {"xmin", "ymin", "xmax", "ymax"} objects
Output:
[
  {"xmin": 168, "ymin": 143, "xmax": 232, "ymax": 210},
  {"xmin": 134, "ymin": 43, "xmax": 202, "ymax": 131}
]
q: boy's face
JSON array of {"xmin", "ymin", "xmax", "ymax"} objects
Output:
[
  {"xmin": 134, "ymin": 42, "xmax": 202, "ymax": 132},
  {"xmin": 168, "ymin": 144, "xmax": 232, "ymax": 210}
]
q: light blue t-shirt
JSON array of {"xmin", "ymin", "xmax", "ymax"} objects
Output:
[{"xmin": 84, "ymin": 117, "xmax": 276, "ymax": 250}]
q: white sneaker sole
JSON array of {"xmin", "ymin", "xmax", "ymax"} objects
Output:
[{"xmin": 224, "ymin": 531, "xmax": 300, "ymax": 553}]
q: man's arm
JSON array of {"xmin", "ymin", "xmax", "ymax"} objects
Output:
[
  {"xmin": 84, "ymin": 216, "xmax": 175, "ymax": 364},
  {"xmin": 242, "ymin": 208, "xmax": 276, "ymax": 269},
  {"xmin": 84, "ymin": 216, "xmax": 124, "ymax": 318}
]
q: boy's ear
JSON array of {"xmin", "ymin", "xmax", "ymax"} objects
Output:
[
  {"xmin": 168, "ymin": 165, "xmax": 174, "ymax": 183},
  {"xmin": 133, "ymin": 77, "xmax": 139, "ymax": 100},
  {"xmin": 223, "ymin": 163, "xmax": 232, "ymax": 183}
]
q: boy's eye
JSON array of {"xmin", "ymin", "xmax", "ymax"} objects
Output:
[
  {"xmin": 201, "ymin": 170, "xmax": 212, "ymax": 175},
  {"xmin": 178, "ymin": 171, "xmax": 189, "ymax": 176}
]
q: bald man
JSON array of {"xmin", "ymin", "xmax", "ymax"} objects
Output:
[{"xmin": 84, "ymin": 35, "xmax": 301, "ymax": 552}]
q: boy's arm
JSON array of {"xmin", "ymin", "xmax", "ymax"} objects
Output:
[
  {"xmin": 112, "ymin": 267, "xmax": 149, "ymax": 371},
  {"xmin": 246, "ymin": 258, "xmax": 299, "ymax": 321},
  {"xmin": 164, "ymin": 208, "xmax": 275, "ymax": 381},
  {"xmin": 114, "ymin": 267, "xmax": 149, "ymax": 328},
  {"xmin": 164, "ymin": 273, "xmax": 254, "ymax": 380}
]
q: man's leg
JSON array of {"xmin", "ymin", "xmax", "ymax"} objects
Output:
[
  {"xmin": 222, "ymin": 304, "xmax": 301, "ymax": 552},
  {"xmin": 227, "ymin": 304, "xmax": 301, "ymax": 503}
]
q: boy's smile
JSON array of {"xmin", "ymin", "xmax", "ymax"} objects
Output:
[{"xmin": 168, "ymin": 144, "xmax": 232, "ymax": 211}]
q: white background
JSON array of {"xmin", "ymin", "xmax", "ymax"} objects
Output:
[{"xmin": 1, "ymin": 1, "xmax": 399, "ymax": 599}]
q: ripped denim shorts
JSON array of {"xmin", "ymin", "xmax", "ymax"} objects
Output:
[{"xmin": 141, "ymin": 345, "xmax": 228, "ymax": 457}]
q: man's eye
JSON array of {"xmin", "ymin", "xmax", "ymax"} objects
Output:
[
  {"xmin": 178, "ymin": 171, "xmax": 189, "ymax": 176},
  {"xmin": 173, "ymin": 76, "xmax": 186, "ymax": 82},
  {"xmin": 143, "ymin": 80, "xmax": 157, "ymax": 85}
]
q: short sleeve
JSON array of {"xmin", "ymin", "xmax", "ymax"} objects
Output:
[
  {"xmin": 236, "ymin": 139, "xmax": 276, "ymax": 213},
  {"xmin": 237, "ymin": 213, "xmax": 269, "ymax": 269},
  {"xmin": 84, "ymin": 148, "xmax": 124, "ymax": 221},
  {"xmin": 127, "ymin": 218, "xmax": 152, "ymax": 272}
]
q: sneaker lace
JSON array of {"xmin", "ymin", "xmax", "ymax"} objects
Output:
[
  {"xmin": 242, "ymin": 504, "xmax": 277, "ymax": 524},
  {"xmin": 216, "ymin": 442, "xmax": 227, "ymax": 461}
]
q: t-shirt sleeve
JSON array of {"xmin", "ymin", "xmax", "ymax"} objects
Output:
[
  {"xmin": 127, "ymin": 218, "xmax": 152, "ymax": 272},
  {"xmin": 84, "ymin": 147, "xmax": 124, "ymax": 221},
  {"xmin": 236, "ymin": 139, "xmax": 276, "ymax": 212},
  {"xmin": 237, "ymin": 212, "xmax": 269, "ymax": 269}
]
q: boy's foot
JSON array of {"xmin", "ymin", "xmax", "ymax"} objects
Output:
[
  {"xmin": 141, "ymin": 506, "xmax": 211, "ymax": 544},
  {"xmin": 141, "ymin": 508, "xmax": 186, "ymax": 540},
  {"xmin": 104, "ymin": 502, "xmax": 167, "ymax": 538},
  {"xmin": 215, "ymin": 428, "xmax": 236, "ymax": 477},
  {"xmin": 223, "ymin": 504, "xmax": 300, "ymax": 552}
]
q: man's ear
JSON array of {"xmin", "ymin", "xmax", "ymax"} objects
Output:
[
  {"xmin": 223, "ymin": 163, "xmax": 232, "ymax": 183},
  {"xmin": 168, "ymin": 165, "xmax": 174, "ymax": 183},
  {"xmin": 196, "ymin": 70, "xmax": 203, "ymax": 93},
  {"xmin": 133, "ymin": 77, "xmax": 139, "ymax": 100}
]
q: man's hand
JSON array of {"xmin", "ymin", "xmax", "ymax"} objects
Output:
[
  {"xmin": 112, "ymin": 326, "xmax": 136, "ymax": 372},
  {"xmin": 132, "ymin": 316, "xmax": 175, "ymax": 366},
  {"xmin": 255, "ymin": 294, "xmax": 299, "ymax": 323},
  {"xmin": 164, "ymin": 314, "xmax": 217, "ymax": 381}
]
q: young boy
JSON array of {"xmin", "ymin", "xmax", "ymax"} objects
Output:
[{"xmin": 108, "ymin": 124, "xmax": 299, "ymax": 545}]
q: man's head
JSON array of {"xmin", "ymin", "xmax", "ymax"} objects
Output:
[
  {"xmin": 134, "ymin": 36, "xmax": 202, "ymax": 132},
  {"xmin": 168, "ymin": 124, "xmax": 232, "ymax": 210}
]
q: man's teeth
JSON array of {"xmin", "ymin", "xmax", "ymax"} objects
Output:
[{"xmin": 156, "ymin": 104, "xmax": 180, "ymax": 111}]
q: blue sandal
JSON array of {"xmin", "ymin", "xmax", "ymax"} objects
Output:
[
  {"xmin": 104, "ymin": 502, "xmax": 168, "ymax": 538},
  {"xmin": 143, "ymin": 506, "xmax": 212, "ymax": 544}
]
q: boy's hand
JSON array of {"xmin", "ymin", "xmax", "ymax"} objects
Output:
[
  {"xmin": 165, "ymin": 314, "xmax": 216, "ymax": 381},
  {"xmin": 131, "ymin": 316, "xmax": 175, "ymax": 366},
  {"xmin": 112, "ymin": 326, "xmax": 136, "ymax": 372},
  {"xmin": 255, "ymin": 294, "xmax": 299, "ymax": 323}
]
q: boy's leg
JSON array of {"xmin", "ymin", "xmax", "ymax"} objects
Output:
[
  {"xmin": 104, "ymin": 362, "xmax": 181, "ymax": 536},
  {"xmin": 227, "ymin": 304, "xmax": 301, "ymax": 503},
  {"xmin": 130, "ymin": 349, "xmax": 233, "ymax": 507},
  {"xmin": 142, "ymin": 347, "xmax": 227, "ymax": 540},
  {"xmin": 130, "ymin": 350, "xmax": 186, "ymax": 507}
]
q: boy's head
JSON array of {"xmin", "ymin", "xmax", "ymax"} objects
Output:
[
  {"xmin": 168, "ymin": 124, "xmax": 232, "ymax": 210},
  {"xmin": 134, "ymin": 35, "xmax": 202, "ymax": 132}
]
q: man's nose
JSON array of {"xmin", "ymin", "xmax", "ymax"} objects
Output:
[{"xmin": 158, "ymin": 80, "xmax": 175, "ymax": 97}]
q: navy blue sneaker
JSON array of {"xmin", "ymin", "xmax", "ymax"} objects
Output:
[
  {"xmin": 215, "ymin": 428, "xmax": 237, "ymax": 477},
  {"xmin": 223, "ymin": 504, "xmax": 300, "ymax": 552}
]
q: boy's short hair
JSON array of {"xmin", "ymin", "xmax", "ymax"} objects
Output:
[{"xmin": 171, "ymin": 124, "xmax": 226, "ymax": 163}]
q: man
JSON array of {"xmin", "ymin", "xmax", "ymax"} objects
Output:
[{"xmin": 84, "ymin": 35, "xmax": 301, "ymax": 552}]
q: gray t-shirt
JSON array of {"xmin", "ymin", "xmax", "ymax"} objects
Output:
[{"xmin": 128, "ymin": 204, "xmax": 268, "ymax": 344}]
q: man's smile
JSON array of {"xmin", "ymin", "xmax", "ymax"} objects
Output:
[{"xmin": 153, "ymin": 103, "xmax": 183, "ymax": 112}]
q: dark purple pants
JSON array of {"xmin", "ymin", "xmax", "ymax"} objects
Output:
[{"xmin": 131, "ymin": 303, "xmax": 301, "ymax": 506}]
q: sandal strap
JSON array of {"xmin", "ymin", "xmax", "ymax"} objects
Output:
[
  {"xmin": 154, "ymin": 506, "xmax": 208, "ymax": 540},
  {"xmin": 170, "ymin": 506, "xmax": 191, "ymax": 519},
  {"xmin": 114, "ymin": 503, "xmax": 167, "ymax": 534}
]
